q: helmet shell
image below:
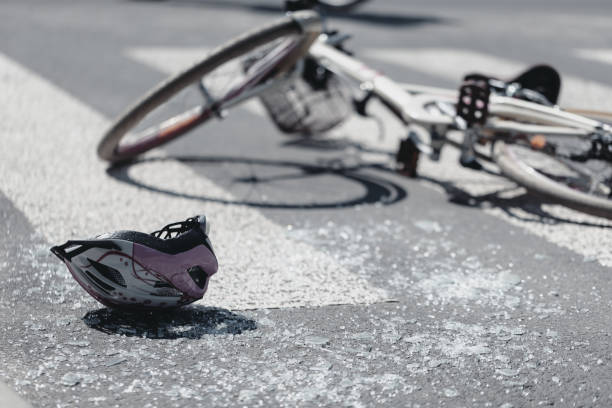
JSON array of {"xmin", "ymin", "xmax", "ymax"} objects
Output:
[{"xmin": 51, "ymin": 218, "xmax": 218, "ymax": 310}]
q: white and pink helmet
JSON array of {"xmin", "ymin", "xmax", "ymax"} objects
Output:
[{"xmin": 51, "ymin": 215, "xmax": 218, "ymax": 309}]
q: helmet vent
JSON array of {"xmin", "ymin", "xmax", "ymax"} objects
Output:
[
  {"xmin": 151, "ymin": 217, "xmax": 199, "ymax": 240},
  {"xmin": 88, "ymin": 258, "xmax": 126, "ymax": 287},
  {"xmin": 188, "ymin": 266, "xmax": 208, "ymax": 289},
  {"xmin": 84, "ymin": 270, "xmax": 114, "ymax": 294}
]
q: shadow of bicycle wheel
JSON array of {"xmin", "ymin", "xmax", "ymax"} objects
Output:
[
  {"xmin": 106, "ymin": 154, "xmax": 407, "ymax": 210},
  {"xmin": 420, "ymin": 175, "xmax": 612, "ymax": 228}
]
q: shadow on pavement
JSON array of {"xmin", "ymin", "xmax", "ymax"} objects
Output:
[
  {"xmin": 83, "ymin": 305, "xmax": 256, "ymax": 339},
  {"xmin": 104, "ymin": 134, "xmax": 607, "ymax": 225},
  {"xmin": 127, "ymin": 0, "xmax": 449, "ymax": 27},
  {"xmin": 420, "ymin": 175, "xmax": 612, "ymax": 228},
  {"xmin": 106, "ymin": 154, "xmax": 407, "ymax": 209}
]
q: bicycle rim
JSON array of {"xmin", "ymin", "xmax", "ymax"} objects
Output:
[
  {"xmin": 493, "ymin": 138, "xmax": 612, "ymax": 219},
  {"xmin": 97, "ymin": 11, "xmax": 321, "ymax": 163}
]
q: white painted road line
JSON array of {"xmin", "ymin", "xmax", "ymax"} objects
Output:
[
  {"xmin": 126, "ymin": 47, "xmax": 268, "ymax": 116},
  {"xmin": 0, "ymin": 52, "xmax": 389, "ymax": 310},
  {"xmin": 575, "ymin": 48, "xmax": 612, "ymax": 66},
  {"xmin": 127, "ymin": 47, "xmax": 210, "ymax": 75},
  {"xmin": 0, "ymin": 382, "xmax": 31, "ymax": 408},
  {"xmin": 366, "ymin": 48, "xmax": 612, "ymax": 111},
  {"xmin": 360, "ymin": 48, "xmax": 612, "ymax": 266}
]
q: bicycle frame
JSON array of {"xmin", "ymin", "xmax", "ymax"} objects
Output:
[
  {"xmin": 98, "ymin": 6, "xmax": 611, "ymax": 217},
  {"xmin": 308, "ymin": 37, "xmax": 606, "ymax": 141}
]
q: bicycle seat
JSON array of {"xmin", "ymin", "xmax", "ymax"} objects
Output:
[
  {"xmin": 508, "ymin": 64, "xmax": 561, "ymax": 105},
  {"xmin": 464, "ymin": 64, "xmax": 561, "ymax": 106}
]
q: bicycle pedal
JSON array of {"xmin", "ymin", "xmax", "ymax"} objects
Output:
[{"xmin": 457, "ymin": 78, "xmax": 490, "ymax": 126}]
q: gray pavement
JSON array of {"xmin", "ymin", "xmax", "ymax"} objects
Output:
[{"xmin": 1, "ymin": 0, "xmax": 611, "ymax": 407}]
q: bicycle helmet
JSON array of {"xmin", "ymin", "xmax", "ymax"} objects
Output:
[{"xmin": 50, "ymin": 215, "xmax": 218, "ymax": 310}]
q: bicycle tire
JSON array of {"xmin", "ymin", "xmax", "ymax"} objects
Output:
[
  {"xmin": 493, "ymin": 140, "xmax": 612, "ymax": 219},
  {"xmin": 316, "ymin": 0, "xmax": 369, "ymax": 12},
  {"xmin": 97, "ymin": 11, "xmax": 321, "ymax": 163}
]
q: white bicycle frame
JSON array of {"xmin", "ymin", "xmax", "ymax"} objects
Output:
[{"xmin": 308, "ymin": 36, "xmax": 607, "ymax": 139}]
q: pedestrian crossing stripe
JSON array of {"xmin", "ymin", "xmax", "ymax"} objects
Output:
[
  {"xmin": 575, "ymin": 48, "xmax": 612, "ymax": 66},
  {"xmin": 365, "ymin": 48, "xmax": 612, "ymax": 111},
  {"xmin": 0, "ymin": 52, "xmax": 390, "ymax": 310}
]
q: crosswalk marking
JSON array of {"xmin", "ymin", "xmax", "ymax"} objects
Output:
[
  {"xmin": 575, "ymin": 48, "xmax": 612, "ymax": 66},
  {"xmin": 366, "ymin": 48, "xmax": 612, "ymax": 111},
  {"xmin": 0, "ymin": 52, "xmax": 389, "ymax": 310},
  {"xmin": 126, "ymin": 47, "xmax": 268, "ymax": 116},
  {"xmin": 127, "ymin": 47, "xmax": 211, "ymax": 74}
]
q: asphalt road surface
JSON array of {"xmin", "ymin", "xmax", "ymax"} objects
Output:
[{"xmin": 1, "ymin": 0, "xmax": 612, "ymax": 407}]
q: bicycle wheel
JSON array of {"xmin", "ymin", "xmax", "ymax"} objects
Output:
[
  {"xmin": 97, "ymin": 11, "xmax": 321, "ymax": 163},
  {"xmin": 493, "ymin": 136, "xmax": 612, "ymax": 219},
  {"xmin": 316, "ymin": 0, "xmax": 369, "ymax": 12}
]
